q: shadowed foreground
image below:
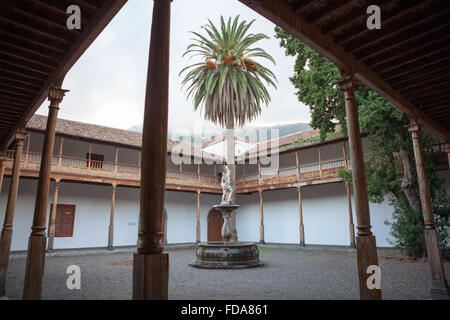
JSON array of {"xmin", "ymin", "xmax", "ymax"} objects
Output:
[{"xmin": 5, "ymin": 247, "xmax": 448, "ymax": 300}]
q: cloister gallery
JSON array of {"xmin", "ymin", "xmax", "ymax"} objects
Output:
[{"xmin": 0, "ymin": 0, "xmax": 449, "ymax": 300}]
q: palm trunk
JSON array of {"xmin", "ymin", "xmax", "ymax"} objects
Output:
[{"xmin": 226, "ymin": 119, "xmax": 238, "ymax": 242}]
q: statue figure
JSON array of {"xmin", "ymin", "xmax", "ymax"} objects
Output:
[{"xmin": 221, "ymin": 165, "xmax": 233, "ymax": 204}]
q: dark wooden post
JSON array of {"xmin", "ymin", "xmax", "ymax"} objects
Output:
[
  {"xmin": 258, "ymin": 189, "xmax": 264, "ymax": 244},
  {"xmin": 446, "ymin": 143, "xmax": 450, "ymax": 169},
  {"xmin": 24, "ymin": 135, "xmax": 30, "ymax": 165},
  {"xmin": 23, "ymin": 85, "xmax": 68, "ymax": 300},
  {"xmin": 342, "ymin": 142, "xmax": 348, "ymax": 168},
  {"xmin": 46, "ymin": 179, "xmax": 61, "ymax": 252},
  {"xmin": 196, "ymin": 190, "xmax": 201, "ymax": 243},
  {"xmin": 408, "ymin": 121, "xmax": 450, "ymax": 299},
  {"xmin": 338, "ymin": 74, "xmax": 381, "ymax": 300},
  {"xmin": 0, "ymin": 152, "xmax": 7, "ymax": 194},
  {"xmin": 57, "ymin": 137, "xmax": 64, "ymax": 167},
  {"xmin": 132, "ymin": 0, "xmax": 171, "ymax": 300},
  {"xmin": 0, "ymin": 130, "xmax": 26, "ymax": 297},
  {"xmin": 345, "ymin": 182, "xmax": 356, "ymax": 248},
  {"xmin": 295, "ymin": 151, "xmax": 300, "ymax": 180},
  {"xmin": 108, "ymin": 183, "xmax": 117, "ymax": 250},
  {"xmin": 296, "ymin": 183, "xmax": 305, "ymax": 247},
  {"xmin": 318, "ymin": 147, "xmax": 322, "ymax": 177},
  {"xmin": 114, "ymin": 147, "xmax": 119, "ymax": 172}
]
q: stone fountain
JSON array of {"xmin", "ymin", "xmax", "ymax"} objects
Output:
[{"xmin": 190, "ymin": 166, "xmax": 262, "ymax": 269}]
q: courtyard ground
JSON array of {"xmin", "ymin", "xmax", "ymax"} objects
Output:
[{"xmin": 5, "ymin": 246, "xmax": 448, "ymax": 300}]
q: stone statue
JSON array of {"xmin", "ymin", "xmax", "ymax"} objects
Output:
[{"xmin": 221, "ymin": 165, "xmax": 233, "ymax": 204}]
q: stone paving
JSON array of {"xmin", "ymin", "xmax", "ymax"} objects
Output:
[{"xmin": 5, "ymin": 247, "xmax": 448, "ymax": 300}]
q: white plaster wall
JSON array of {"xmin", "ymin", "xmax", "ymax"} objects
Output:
[
  {"xmin": 236, "ymin": 182, "xmax": 395, "ymax": 247},
  {"xmin": 0, "ymin": 176, "xmax": 222, "ymax": 250}
]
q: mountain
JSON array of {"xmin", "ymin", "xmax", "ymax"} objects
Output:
[{"xmin": 128, "ymin": 122, "xmax": 311, "ymax": 143}]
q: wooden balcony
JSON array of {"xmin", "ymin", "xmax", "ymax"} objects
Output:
[{"xmin": 4, "ymin": 150, "xmax": 346, "ymax": 193}]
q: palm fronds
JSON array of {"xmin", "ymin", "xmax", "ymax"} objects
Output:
[{"xmin": 180, "ymin": 16, "xmax": 277, "ymax": 127}]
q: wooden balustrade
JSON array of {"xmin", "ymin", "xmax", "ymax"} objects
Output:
[{"xmin": 5, "ymin": 150, "xmax": 347, "ymax": 191}]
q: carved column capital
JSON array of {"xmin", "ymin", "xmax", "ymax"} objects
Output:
[
  {"xmin": 48, "ymin": 85, "xmax": 69, "ymax": 107},
  {"xmin": 407, "ymin": 122, "xmax": 420, "ymax": 137},
  {"xmin": 295, "ymin": 182, "xmax": 306, "ymax": 191},
  {"xmin": 15, "ymin": 130, "xmax": 27, "ymax": 145},
  {"xmin": 337, "ymin": 74, "xmax": 358, "ymax": 94}
]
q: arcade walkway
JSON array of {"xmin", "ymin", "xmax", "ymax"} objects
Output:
[{"xmin": 5, "ymin": 247, "xmax": 448, "ymax": 300}]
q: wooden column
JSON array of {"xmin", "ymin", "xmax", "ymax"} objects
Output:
[
  {"xmin": 23, "ymin": 86, "xmax": 68, "ymax": 300},
  {"xmin": 446, "ymin": 143, "xmax": 450, "ymax": 169},
  {"xmin": 345, "ymin": 182, "xmax": 356, "ymax": 249},
  {"xmin": 338, "ymin": 74, "xmax": 381, "ymax": 300},
  {"xmin": 408, "ymin": 121, "xmax": 450, "ymax": 299},
  {"xmin": 318, "ymin": 147, "xmax": 322, "ymax": 177},
  {"xmin": 138, "ymin": 151, "xmax": 141, "ymax": 176},
  {"xmin": 257, "ymin": 159, "xmax": 262, "ymax": 185},
  {"xmin": 197, "ymin": 164, "xmax": 200, "ymax": 182},
  {"xmin": 57, "ymin": 137, "xmax": 64, "ymax": 167},
  {"xmin": 258, "ymin": 189, "xmax": 264, "ymax": 244},
  {"xmin": 0, "ymin": 152, "xmax": 7, "ymax": 194},
  {"xmin": 46, "ymin": 180, "xmax": 61, "ymax": 252},
  {"xmin": 108, "ymin": 183, "xmax": 117, "ymax": 250},
  {"xmin": 0, "ymin": 130, "xmax": 26, "ymax": 297},
  {"xmin": 24, "ymin": 135, "xmax": 30, "ymax": 164},
  {"xmin": 342, "ymin": 142, "xmax": 348, "ymax": 168},
  {"xmin": 196, "ymin": 191, "xmax": 201, "ymax": 243},
  {"xmin": 114, "ymin": 147, "xmax": 119, "ymax": 172},
  {"xmin": 132, "ymin": 0, "xmax": 171, "ymax": 300},
  {"xmin": 87, "ymin": 143, "xmax": 92, "ymax": 172},
  {"xmin": 295, "ymin": 151, "xmax": 300, "ymax": 180},
  {"xmin": 296, "ymin": 184, "xmax": 305, "ymax": 247}
]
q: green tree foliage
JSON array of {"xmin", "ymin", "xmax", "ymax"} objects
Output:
[{"xmin": 275, "ymin": 26, "xmax": 449, "ymax": 258}]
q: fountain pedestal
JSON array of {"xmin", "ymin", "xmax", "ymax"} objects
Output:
[{"xmin": 190, "ymin": 203, "xmax": 263, "ymax": 269}]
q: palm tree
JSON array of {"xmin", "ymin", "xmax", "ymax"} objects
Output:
[{"xmin": 180, "ymin": 16, "xmax": 277, "ymax": 241}]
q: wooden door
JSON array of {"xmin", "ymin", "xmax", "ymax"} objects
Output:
[
  {"xmin": 207, "ymin": 208, "xmax": 223, "ymax": 242},
  {"xmin": 51, "ymin": 204, "xmax": 76, "ymax": 237}
]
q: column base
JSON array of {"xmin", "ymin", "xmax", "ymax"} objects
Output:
[
  {"xmin": 132, "ymin": 252, "xmax": 168, "ymax": 300},
  {"xmin": 350, "ymin": 242, "xmax": 356, "ymax": 249},
  {"xmin": 356, "ymin": 235, "xmax": 382, "ymax": 300},
  {"xmin": 424, "ymin": 228, "xmax": 449, "ymax": 300},
  {"xmin": 431, "ymin": 280, "xmax": 450, "ymax": 300},
  {"xmin": 0, "ymin": 279, "xmax": 5, "ymax": 297},
  {"xmin": 299, "ymin": 242, "xmax": 305, "ymax": 248},
  {"xmin": 46, "ymin": 249, "xmax": 54, "ymax": 253},
  {"xmin": 107, "ymin": 246, "xmax": 114, "ymax": 251},
  {"xmin": 23, "ymin": 234, "xmax": 47, "ymax": 300}
]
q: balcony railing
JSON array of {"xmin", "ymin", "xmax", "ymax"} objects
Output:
[{"xmin": 5, "ymin": 150, "xmax": 346, "ymax": 191}]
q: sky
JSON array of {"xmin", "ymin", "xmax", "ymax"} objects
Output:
[{"xmin": 36, "ymin": 0, "xmax": 311, "ymax": 134}]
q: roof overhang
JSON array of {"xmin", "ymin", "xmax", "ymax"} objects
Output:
[
  {"xmin": 0, "ymin": 0, "xmax": 128, "ymax": 151},
  {"xmin": 239, "ymin": 0, "xmax": 450, "ymax": 141}
]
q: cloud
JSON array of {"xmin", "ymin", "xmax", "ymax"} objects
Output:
[{"xmin": 37, "ymin": 0, "xmax": 310, "ymax": 132}]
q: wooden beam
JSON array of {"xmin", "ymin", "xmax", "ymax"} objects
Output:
[
  {"xmin": 365, "ymin": 31, "xmax": 450, "ymax": 69},
  {"xmin": 353, "ymin": 17, "xmax": 450, "ymax": 60},
  {"xmin": 0, "ymin": 0, "xmax": 129, "ymax": 151},
  {"xmin": 348, "ymin": 1, "xmax": 448, "ymax": 52},
  {"xmin": 307, "ymin": 0, "xmax": 350, "ymax": 24},
  {"xmin": 336, "ymin": 0, "xmax": 429, "ymax": 45}
]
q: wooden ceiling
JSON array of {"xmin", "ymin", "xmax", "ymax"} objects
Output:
[
  {"xmin": 240, "ymin": 0, "xmax": 450, "ymax": 140},
  {"xmin": 0, "ymin": 0, "xmax": 127, "ymax": 150}
]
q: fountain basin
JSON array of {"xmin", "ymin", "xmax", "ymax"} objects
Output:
[{"xmin": 190, "ymin": 242, "xmax": 263, "ymax": 269}]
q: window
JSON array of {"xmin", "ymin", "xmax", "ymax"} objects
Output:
[{"xmin": 49, "ymin": 204, "xmax": 76, "ymax": 237}]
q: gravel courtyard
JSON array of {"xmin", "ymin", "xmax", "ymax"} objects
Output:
[{"xmin": 5, "ymin": 247, "xmax": 448, "ymax": 300}]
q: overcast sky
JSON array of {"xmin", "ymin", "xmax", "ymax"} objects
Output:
[{"xmin": 36, "ymin": 0, "xmax": 311, "ymax": 133}]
